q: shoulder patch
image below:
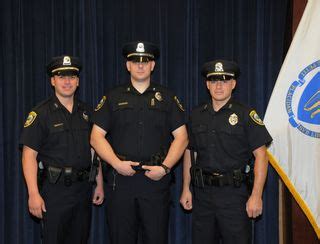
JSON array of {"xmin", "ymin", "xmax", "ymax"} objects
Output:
[
  {"xmin": 24, "ymin": 111, "xmax": 37, "ymax": 127},
  {"xmin": 249, "ymin": 110, "xmax": 264, "ymax": 126},
  {"xmin": 95, "ymin": 96, "xmax": 107, "ymax": 111},
  {"xmin": 174, "ymin": 96, "xmax": 185, "ymax": 111}
]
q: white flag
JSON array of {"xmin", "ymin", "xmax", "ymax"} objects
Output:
[{"xmin": 264, "ymin": 0, "xmax": 320, "ymax": 238}]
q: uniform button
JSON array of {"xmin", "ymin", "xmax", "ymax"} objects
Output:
[
  {"xmin": 211, "ymin": 130, "xmax": 216, "ymax": 133},
  {"xmin": 138, "ymin": 121, "xmax": 143, "ymax": 125},
  {"xmin": 210, "ymin": 144, "xmax": 215, "ymax": 147}
]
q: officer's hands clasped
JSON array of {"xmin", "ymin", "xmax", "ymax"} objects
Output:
[
  {"xmin": 142, "ymin": 165, "xmax": 166, "ymax": 181},
  {"xmin": 113, "ymin": 160, "xmax": 140, "ymax": 176}
]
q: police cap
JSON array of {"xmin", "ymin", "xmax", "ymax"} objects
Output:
[
  {"xmin": 201, "ymin": 59, "xmax": 240, "ymax": 81},
  {"xmin": 47, "ymin": 55, "xmax": 82, "ymax": 76},
  {"xmin": 122, "ymin": 41, "xmax": 159, "ymax": 62}
]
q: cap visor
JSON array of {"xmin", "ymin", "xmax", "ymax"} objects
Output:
[
  {"xmin": 207, "ymin": 74, "xmax": 234, "ymax": 81},
  {"xmin": 53, "ymin": 70, "xmax": 79, "ymax": 76},
  {"xmin": 127, "ymin": 56, "xmax": 153, "ymax": 62}
]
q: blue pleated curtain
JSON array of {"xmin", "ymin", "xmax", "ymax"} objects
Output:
[{"xmin": 0, "ymin": 0, "xmax": 290, "ymax": 243}]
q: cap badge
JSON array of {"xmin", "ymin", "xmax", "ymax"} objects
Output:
[
  {"xmin": 24, "ymin": 111, "xmax": 37, "ymax": 128},
  {"xmin": 249, "ymin": 110, "xmax": 264, "ymax": 126},
  {"xmin": 155, "ymin": 92, "xmax": 162, "ymax": 101},
  {"xmin": 95, "ymin": 96, "xmax": 107, "ymax": 111},
  {"xmin": 63, "ymin": 56, "xmax": 71, "ymax": 66},
  {"xmin": 228, "ymin": 113, "xmax": 238, "ymax": 126},
  {"xmin": 215, "ymin": 62, "xmax": 224, "ymax": 72},
  {"xmin": 136, "ymin": 43, "xmax": 145, "ymax": 53},
  {"xmin": 82, "ymin": 112, "xmax": 89, "ymax": 122}
]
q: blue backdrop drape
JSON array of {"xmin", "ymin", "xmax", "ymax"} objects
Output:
[{"xmin": 0, "ymin": 0, "xmax": 290, "ymax": 243}]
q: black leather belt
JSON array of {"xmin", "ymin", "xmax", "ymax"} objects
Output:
[
  {"xmin": 43, "ymin": 165, "xmax": 90, "ymax": 186},
  {"xmin": 191, "ymin": 165, "xmax": 249, "ymax": 188},
  {"xmin": 201, "ymin": 170, "xmax": 246, "ymax": 187}
]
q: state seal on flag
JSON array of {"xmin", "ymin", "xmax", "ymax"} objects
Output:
[{"xmin": 285, "ymin": 60, "xmax": 320, "ymax": 138}]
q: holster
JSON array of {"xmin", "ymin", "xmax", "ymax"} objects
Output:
[
  {"xmin": 37, "ymin": 161, "xmax": 44, "ymax": 190},
  {"xmin": 233, "ymin": 169, "xmax": 243, "ymax": 188},
  {"xmin": 190, "ymin": 166, "xmax": 204, "ymax": 188},
  {"xmin": 47, "ymin": 166, "xmax": 62, "ymax": 184},
  {"xmin": 88, "ymin": 153, "xmax": 99, "ymax": 183},
  {"xmin": 245, "ymin": 164, "xmax": 254, "ymax": 193}
]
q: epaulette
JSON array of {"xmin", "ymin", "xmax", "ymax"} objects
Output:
[{"xmin": 33, "ymin": 97, "xmax": 52, "ymax": 111}]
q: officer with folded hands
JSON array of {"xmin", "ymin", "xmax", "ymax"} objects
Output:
[{"xmin": 90, "ymin": 41, "xmax": 188, "ymax": 244}]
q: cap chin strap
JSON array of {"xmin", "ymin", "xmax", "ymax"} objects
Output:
[{"xmin": 51, "ymin": 67, "xmax": 79, "ymax": 74}]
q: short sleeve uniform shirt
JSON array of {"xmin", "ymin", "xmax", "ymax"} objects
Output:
[
  {"xmin": 19, "ymin": 95, "xmax": 92, "ymax": 169},
  {"xmin": 188, "ymin": 99, "xmax": 272, "ymax": 173},
  {"xmin": 92, "ymin": 82, "xmax": 185, "ymax": 161}
]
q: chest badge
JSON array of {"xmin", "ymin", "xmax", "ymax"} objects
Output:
[
  {"xmin": 82, "ymin": 112, "xmax": 89, "ymax": 122},
  {"xmin": 24, "ymin": 111, "xmax": 37, "ymax": 128},
  {"xmin": 95, "ymin": 96, "xmax": 106, "ymax": 111},
  {"xmin": 228, "ymin": 113, "xmax": 238, "ymax": 126},
  {"xmin": 155, "ymin": 92, "xmax": 163, "ymax": 101}
]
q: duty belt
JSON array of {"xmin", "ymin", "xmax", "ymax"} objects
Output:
[
  {"xmin": 43, "ymin": 165, "xmax": 90, "ymax": 186},
  {"xmin": 117, "ymin": 153, "xmax": 165, "ymax": 171},
  {"xmin": 191, "ymin": 167, "xmax": 246, "ymax": 188}
]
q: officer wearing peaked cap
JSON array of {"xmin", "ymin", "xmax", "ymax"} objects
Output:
[
  {"xmin": 180, "ymin": 59, "xmax": 272, "ymax": 244},
  {"xmin": 20, "ymin": 55, "xmax": 104, "ymax": 244},
  {"xmin": 46, "ymin": 55, "xmax": 82, "ymax": 76},
  {"xmin": 91, "ymin": 41, "xmax": 188, "ymax": 244}
]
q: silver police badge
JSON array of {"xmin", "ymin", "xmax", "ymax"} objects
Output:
[
  {"xmin": 63, "ymin": 56, "xmax": 71, "ymax": 65},
  {"xmin": 215, "ymin": 62, "xmax": 224, "ymax": 72},
  {"xmin": 228, "ymin": 113, "xmax": 238, "ymax": 125},
  {"xmin": 155, "ymin": 92, "xmax": 162, "ymax": 101},
  {"xmin": 136, "ymin": 43, "xmax": 145, "ymax": 53}
]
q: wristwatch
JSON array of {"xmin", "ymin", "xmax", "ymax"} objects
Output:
[{"xmin": 160, "ymin": 164, "xmax": 171, "ymax": 174}]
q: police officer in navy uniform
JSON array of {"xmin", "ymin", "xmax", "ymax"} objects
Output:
[
  {"xmin": 180, "ymin": 60, "xmax": 272, "ymax": 244},
  {"xmin": 90, "ymin": 41, "xmax": 188, "ymax": 244},
  {"xmin": 20, "ymin": 56, "xmax": 104, "ymax": 244}
]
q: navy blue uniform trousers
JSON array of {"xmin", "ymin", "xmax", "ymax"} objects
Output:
[
  {"xmin": 192, "ymin": 184, "xmax": 251, "ymax": 244},
  {"xmin": 105, "ymin": 172, "xmax": 170, "ymax": 244},
  {"xmin": 41, "ymin": 180, "xmax": 92, "ymax": 244}
]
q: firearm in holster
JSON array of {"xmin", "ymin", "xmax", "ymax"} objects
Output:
[
  {"xmin": 245, "ymin": 163, "xmax": 254, "ymax": 193},
  {"xmin": 189, "ymin": 149, "xmax": 205, "ymax": 188},
  {"xmin": 190, "ymin": 166, "xmax": 205, "ymax": 188},
  {"xmin": 88, "ymin": 153, "xmax": 99, "ymax": 183},
  {"xmin": 37, "ymin": 161, "xmax": 45, "ymax": 190}
]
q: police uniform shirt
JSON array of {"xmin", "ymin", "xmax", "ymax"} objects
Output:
[
  {"xmin": 20, "ymin": 95, "xmax": 92, "ymax": 169},
  {"xmin": 92, "ymin": 82, "xmax": 185, "ymax": 161},
  {"xmin": 188, "ymin": 98, "xmax": 272, "ymax": 173}
]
